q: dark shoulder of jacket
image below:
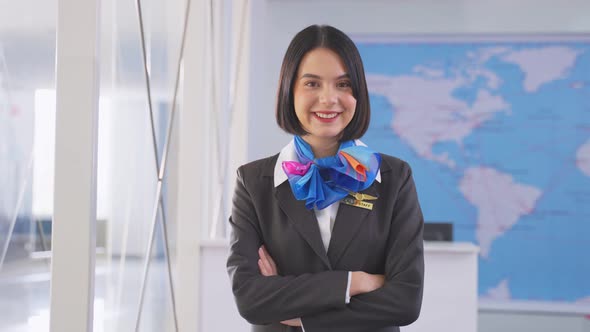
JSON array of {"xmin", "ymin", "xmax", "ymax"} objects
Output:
[
  {"xmin": 378, "ymin": 152, "xmax": 412, "ymax": 179},
  {"xmin": 236, "ymin": 153, "xmax": 279, "ymax": 188}
]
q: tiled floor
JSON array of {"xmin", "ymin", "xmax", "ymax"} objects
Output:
[{"xmin": 0, "ymin": 256, "xmax": 176, "ymax": 332}]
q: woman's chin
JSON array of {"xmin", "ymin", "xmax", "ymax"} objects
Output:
[{"xmin": 307, "ymin": 132, "xmax": 343, "ymax": 141}]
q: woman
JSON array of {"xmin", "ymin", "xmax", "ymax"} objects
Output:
[{"xmin": 227, "ymin": 25, "xmax": 424, "ymax": 332}]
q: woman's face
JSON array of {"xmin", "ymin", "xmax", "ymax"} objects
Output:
[{"xmin": 293, "ymin": 48, "xmax": 357, "ymax": 142}]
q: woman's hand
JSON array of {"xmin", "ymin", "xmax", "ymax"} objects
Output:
[
  {"xmin": 349, "ymin": 271, "xmax": 385, "ymax": 296},
  {"xmin": 258, "ymin": 245, "xmax": 278, "ymax": 276},
  {"xmin": 281, "ymin": 318, "xmax": 302, "ymax": 327},
  {"xmin": 258, "ymin": 246, "xmax": 302, "ymax": 327}
]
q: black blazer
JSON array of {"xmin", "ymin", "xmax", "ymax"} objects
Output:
[{"xmin": 227, "ymin": 153, "xmax": 425, "ymax": 332}]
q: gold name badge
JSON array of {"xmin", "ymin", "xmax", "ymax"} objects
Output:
[{"xmin": 341, "ymin": 197, "xmax": 374, "ymax": 210}]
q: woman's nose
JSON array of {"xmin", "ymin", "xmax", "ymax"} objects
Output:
[{"xmin": 319, "ymin": 86, "xmax": 338, "ymax": 105}]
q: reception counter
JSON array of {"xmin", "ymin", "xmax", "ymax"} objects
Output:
[
  {"xmin": 199, "ymin": 241, "xmax": 479, "ymax": 332},
  {"xmin": 403, "ymin": 242, "xmax": 479, "ymax": 332}
]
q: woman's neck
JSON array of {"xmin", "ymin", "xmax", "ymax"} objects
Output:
[{"xmin": 302, "ymin": 136, "xmax": 340, "ymax": 158}]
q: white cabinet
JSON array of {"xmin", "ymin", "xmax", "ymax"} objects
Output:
[{"xmin": 403, "ymin": 242, "xmax": 479, "ymax": 332}]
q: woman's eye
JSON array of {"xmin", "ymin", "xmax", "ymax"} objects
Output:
[
  {"xmin": 304, "ymin": 81, "xmax": 319, "ymax": 87},
  {"xmin": 337, "ymin": 81, "xmax": 352, "ymax": 88}
]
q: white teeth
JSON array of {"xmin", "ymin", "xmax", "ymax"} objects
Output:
[{"xmin": 315, "ymin": 113, "xmax": 338, "ymax": 119}]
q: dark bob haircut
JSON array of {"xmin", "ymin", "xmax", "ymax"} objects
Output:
[{"xmin": 275, "ymin": 25, "xmax": 370, "ymax": 141}]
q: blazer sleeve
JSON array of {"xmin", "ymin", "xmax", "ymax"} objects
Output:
[
  {"xmin": 300, "ymin": 162, "xmax": 425, "ymax": 330},
  {"xmin": 227, "ymin": 166, "xmax": 349, "ymax": 325}
]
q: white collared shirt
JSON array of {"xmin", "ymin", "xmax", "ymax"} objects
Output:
[{"xmin": 273, "ymin": 138, "xmax": 381, "ymax": 305}]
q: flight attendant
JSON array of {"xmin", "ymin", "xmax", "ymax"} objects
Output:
[{"xmin": 227, "ymin": 24, "xmax": 425, "ymax": 332}]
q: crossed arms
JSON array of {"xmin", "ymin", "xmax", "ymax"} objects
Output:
[{"xmin": 227, "ymin": 163, "xmax": 424, "ymax": 330}]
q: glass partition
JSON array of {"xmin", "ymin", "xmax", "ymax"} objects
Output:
[
  {"xmin": 0, "ymin": 2, "xmax": 57, "ymax": 331},
  {"xmin": 95, "ymin": 0, "xmax": 185, "ymax": 330}
]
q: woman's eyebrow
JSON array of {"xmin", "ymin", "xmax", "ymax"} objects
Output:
[{"xmin": 299, "ymin": 73, "xmax": 350, "ymax": 80}]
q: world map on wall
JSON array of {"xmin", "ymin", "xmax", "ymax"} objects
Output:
[{"xmin": 357, "ymin": 37, "xmax": 590, "ymax": 306}]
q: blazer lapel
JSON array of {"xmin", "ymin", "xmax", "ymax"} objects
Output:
[
  {"xmin": 327, "ymin": 182, "xmax": 380, "ymax": 266},
  {"xmin": 274, "ymin": 182, "xmax": 332, "ymax": 270}
]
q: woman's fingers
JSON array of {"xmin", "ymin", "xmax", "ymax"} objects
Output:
[
  {"xmin": 257, "ymin": 248, "xmax": 272, "ymax": 276},
  {"xmin": 281, "ymin": 318, "xmax": 302, "ymax": 327},
  {"xmin": 350, "ymin": 272, "xmax": 386, "ymax": 296},
  {"xmin": 260, "ymin": 245, "xmax": 278, "ymax": 273},
  {"xmin": 258, "ymin": 245, "xmax": 278, "ymax": 276},
  {"xmin": 258, "ymin": 247, "xmax": 273, "ymax": 274},
  {"xmin": 260, "ymin": 246, "xmax": 275, "ymax": 274},
  {"xmin": 258, "ymin": 259, "xmax": 271, "ymax": 276}
]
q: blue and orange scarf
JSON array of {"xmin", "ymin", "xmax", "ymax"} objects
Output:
[{"xmin": 282, "ymin": 136, "xmax": 381, "ymax": 210}]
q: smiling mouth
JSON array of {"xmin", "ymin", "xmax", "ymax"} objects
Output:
[{"xmin": 314, "ymin": 112, "xmax": 340, "ymax": 119}]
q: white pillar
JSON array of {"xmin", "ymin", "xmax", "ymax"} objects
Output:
[
  {"xmin": 49, "ymin": 0, "xmax": 100, "ymax": 331},
  {"xmin": 175, "ymin": 0, "xmax": 206, "ymax": 330}
]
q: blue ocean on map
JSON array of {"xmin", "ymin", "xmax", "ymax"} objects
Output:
[{"xmin": 356, "ymin": 39, "xmax": 590, "ymax": 305}]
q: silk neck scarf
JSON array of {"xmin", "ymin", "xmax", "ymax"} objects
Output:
[{"xmin": 282, "ymin": 136, "xmax": 381, "ymax": 210}]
